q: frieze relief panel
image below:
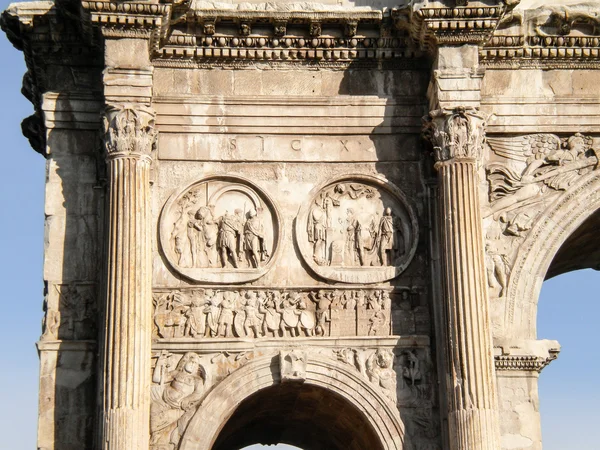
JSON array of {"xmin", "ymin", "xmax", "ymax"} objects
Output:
[
  {"xmin": 151, "ymin": 288, "xmax": 410, "ymax": 340},
  {"xmin": 296, "ymin": 175, "xmax": 419, "ymax": 284},
  {"xmin": 159, "ymin": 175, "xmax": 281, "ymax": 283}
]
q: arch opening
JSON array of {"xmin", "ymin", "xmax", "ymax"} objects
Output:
[{"xmin": 213, "ymin": 383, "xmax": 384, "ymax": 450}]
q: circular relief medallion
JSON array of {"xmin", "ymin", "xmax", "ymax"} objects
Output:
[
  {"xmin": 159, "ymin": 175, "xmax": 281, "ymax": 283},
  {"xmin": 296, "ymin": 175, "xmax": 418, "ymax": 284}
]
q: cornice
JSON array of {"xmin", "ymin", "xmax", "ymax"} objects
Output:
[
  {"xmin": 393, "ymin": 4, "xmax": 508, "ymax": 51},
  {"xmin": 493, "ymin": 339, "xmax": 560, "ymax": 373}
]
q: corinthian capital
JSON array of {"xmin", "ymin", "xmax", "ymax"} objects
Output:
[
  {"xmin": 103, "ymin": 104, "xmax": 157, "ymax": 160},
  {"xmin": 424, "ymin": 107, "xmax": 487, "ymax": 166}
]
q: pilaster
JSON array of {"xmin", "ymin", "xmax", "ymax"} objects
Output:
[{"xmin": 425, "ymin": 107, "xmax": 500, "ymax": 450}]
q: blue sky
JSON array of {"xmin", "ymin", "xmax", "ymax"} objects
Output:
[{"xmin": 0, "ymin": 1, "xmax": 598, "ymax": 448}]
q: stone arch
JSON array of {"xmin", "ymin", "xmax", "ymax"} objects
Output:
[
  {"xmin": 179, "ymin": 352, "xmax": 405, "ymax": 450},
  {"xmin": 505, "ymin": 172, "xmax": 600, "ymax": 339}
]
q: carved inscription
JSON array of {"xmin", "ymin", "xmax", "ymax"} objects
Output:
[
  {"xmin": 297, "ymin": 175, "xmax": 419, "ymax": 283},
  {"xmin": 152, "ymin": 288, "xmax": 394, "ymax": 339},
  {"xmin": 159, "ymin": 176, "xmax": 281, "ymax": 283}
]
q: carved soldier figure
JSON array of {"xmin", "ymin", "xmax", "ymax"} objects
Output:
[
  {"xmin": 150, "ymin": 352, "xmax": 206, "ymax": 448},
  {"xmin": 244, "ymin": 208, "xmax": 266, "ymax": 268},
  {"xmin": 217, "ymin": 291, "xmax": 235, "ymax": 338},
  {"xmin": 312, "ymin": 290, "xmax": 331, "ymax": 336},
  {"xmin": 243, "ymin": 291, "xmax": 263, "ymax": 338},
  {"xmin": 218, "ymin": 211, "xmax": 243, "ymax": 268},
  {"xmin": 204, "ymin": 290, "xmax": 220, "ymax": 337},
  {"xmin": 184, "ymin": 291, "xmax": 207, "ymax": 338},
  {"xmin": 260, "ymin": 291, "xmax": 282, "ymax": 337},
  {"xmin": 377, "ymin": 207, "xmax": 398, "ymax": 266},
  {"xmin": 296, "ymin": 294, "xmax": 316, "ymax": 337},
  {"xmin": 278, "ymin": 293, "xmax": 301, "ymax": 337}
]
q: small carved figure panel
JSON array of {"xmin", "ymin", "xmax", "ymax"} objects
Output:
[
  {"xmin": 159, "ymin": 176, "xmax": 280, "ymax": 283},
  {"xmin": 152, "ymin": 288, "xmax": 394, "ymax": 340},
  {"xmin": 296, "ymin": 175, "xmax": 419, "ymax": 283},
  {"xmin": 42, "ymin": 283, "xmax": 97, "ymax": 341}
]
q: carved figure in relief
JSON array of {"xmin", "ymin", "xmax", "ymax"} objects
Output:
[
  {"xmin": 485, "ymin": 242, "xmax": 509, "ymax": 297},
  {"xmin": 260, "ymin": 291, "xmax": 282, "ymax": 337},
  {"xmin": 366, "ymin": 349, "xmax": 397, "ymax": 403},
  {"xmin": 345, "ymin": 208, "xmax": 364, "ymax": 266},
  {"xmin": 217, "ymin": 291, "xmax": 235, "ymax": 337},
  {"xmin": 486, "ymin": 133, "xmax": 598, "ymax": 218},
  {"xmin": 377, "ymin": 207, "xmax": 401, "ymax": 266},
  {"xmin": 279, "ymin": 293, "xmax": 302, "ymax": 337},
  {"xmin": 307, "ymin": 206, "xmax": 328, "ymax": 265},
  {"xmin": 297, "ymin": 294, "xmax": 316, "ymax": 336},
  {"xmin": 244, "ymin": 208, "xmax": 268, "ymax": 268},
  {"xmin": 41, "ymin": 293, "xmax": 59, "ymax": 340},
  {"xmin": 184, "ymin": 291, "xmax": 207, "ymax": 338},
  {"xmin": 311, "ymin": 290, "xmax": 332, "ymax": 337},
  {"xmin": 368, "ymin": 293, "xmax": 388, "ymax": 336},
  {"xmin": 204, "ymin": 290, "xmax": 220, "ymax": 337},
  {"xmin": 167, "ymin": 179, "xmax": 275, "ymax": 274},
  {"xmin": 150, "ymin": 352, "xmax": 206, "ymax": 449},
  {"xmin": 218, "ymin": 211, "xmax": 243, "ymax": 268},
  {"xmin": 243, "ymin": 291, "xmax": 263, "ymax": 338}
]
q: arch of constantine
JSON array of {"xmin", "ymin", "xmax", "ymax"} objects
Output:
[{"xmin": 2, "ymin": 0, "xmax": 599, "ymax": 448}]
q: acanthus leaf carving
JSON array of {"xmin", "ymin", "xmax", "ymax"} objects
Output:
[
  {"xmin": 424, "ymin": 107, "xmax": 487, "ymax": 167},
  {"xmin": 103, "ymin": 104, "xmax": 157, "ymax": 160}
]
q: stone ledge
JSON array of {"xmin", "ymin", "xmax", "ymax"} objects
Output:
[
  {"xmin": 493, "ymin": 339, "xmax": 560, "ymax": 373},
  {"xmin": 153, "ymin": 335, "xmax": 430, "ymax": 353}
]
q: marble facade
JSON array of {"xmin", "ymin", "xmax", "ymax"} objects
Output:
[{"xmin": 2, "ymin": 0, "xmax": 598, "ymax": 449}]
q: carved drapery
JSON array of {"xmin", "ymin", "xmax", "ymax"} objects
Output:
[
  {"xmin": 425, "ymin": 108, "xmax": 500, "ymax": 450},
  {"xmin": 99, "ymin": 104, "xmax": 156, "ymax": 450}
]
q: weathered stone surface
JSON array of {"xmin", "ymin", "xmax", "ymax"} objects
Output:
[{"xmin": 3, "ymin": 0, "xmax": 599, "ymax": 449}]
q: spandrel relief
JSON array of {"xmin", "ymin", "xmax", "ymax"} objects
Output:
[
  {"xmin": 152, "ymin": 288, "xmax": 395, "ymax": 340},
  {"xmin": 159, "ymin": 176, "xmax": 281, "ymax": 283},
  {"xmin": 150, "ymin": 350, "xmax": 259, "ymax": 450},
  {"xmin": 296, "ymin": 175, "xmax": 418, "ymax": 283}
]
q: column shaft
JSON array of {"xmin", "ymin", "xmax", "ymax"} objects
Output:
[
  {"xmin": 99, "ymin": 105, "xmax": 156, "ymax": 450},
  {"xmin": 438, "ymin": 160, "xmax": 499, "ymax": 450}
]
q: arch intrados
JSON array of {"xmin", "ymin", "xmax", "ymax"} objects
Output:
[
  {"xmin": 178, "ymin": 353, "xmax": 405, "ymax": 450},
  {"xmin": 505, "ymin": 172, "xmax": 600, "ymax": 338},
  {"xmin": 213, "ymin": 382, "xmax": 383, "ymax": 450}
]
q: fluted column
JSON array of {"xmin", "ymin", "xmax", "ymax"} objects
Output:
[
  {"xmin": 100, "ymin": 105, "xmax": 156, "ymax": 450},
  {"xmin": 425, "ymin": 107, "xmax": 500, "ymax": 450}
]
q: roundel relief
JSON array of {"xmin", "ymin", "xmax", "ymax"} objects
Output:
[
  {"xmin": 160, "ymin": 176, "xmax": 281, "ymax": 283},
  {"xmin": 296, "ymin": 175, "xmax": 418, "ymax": 284}
]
